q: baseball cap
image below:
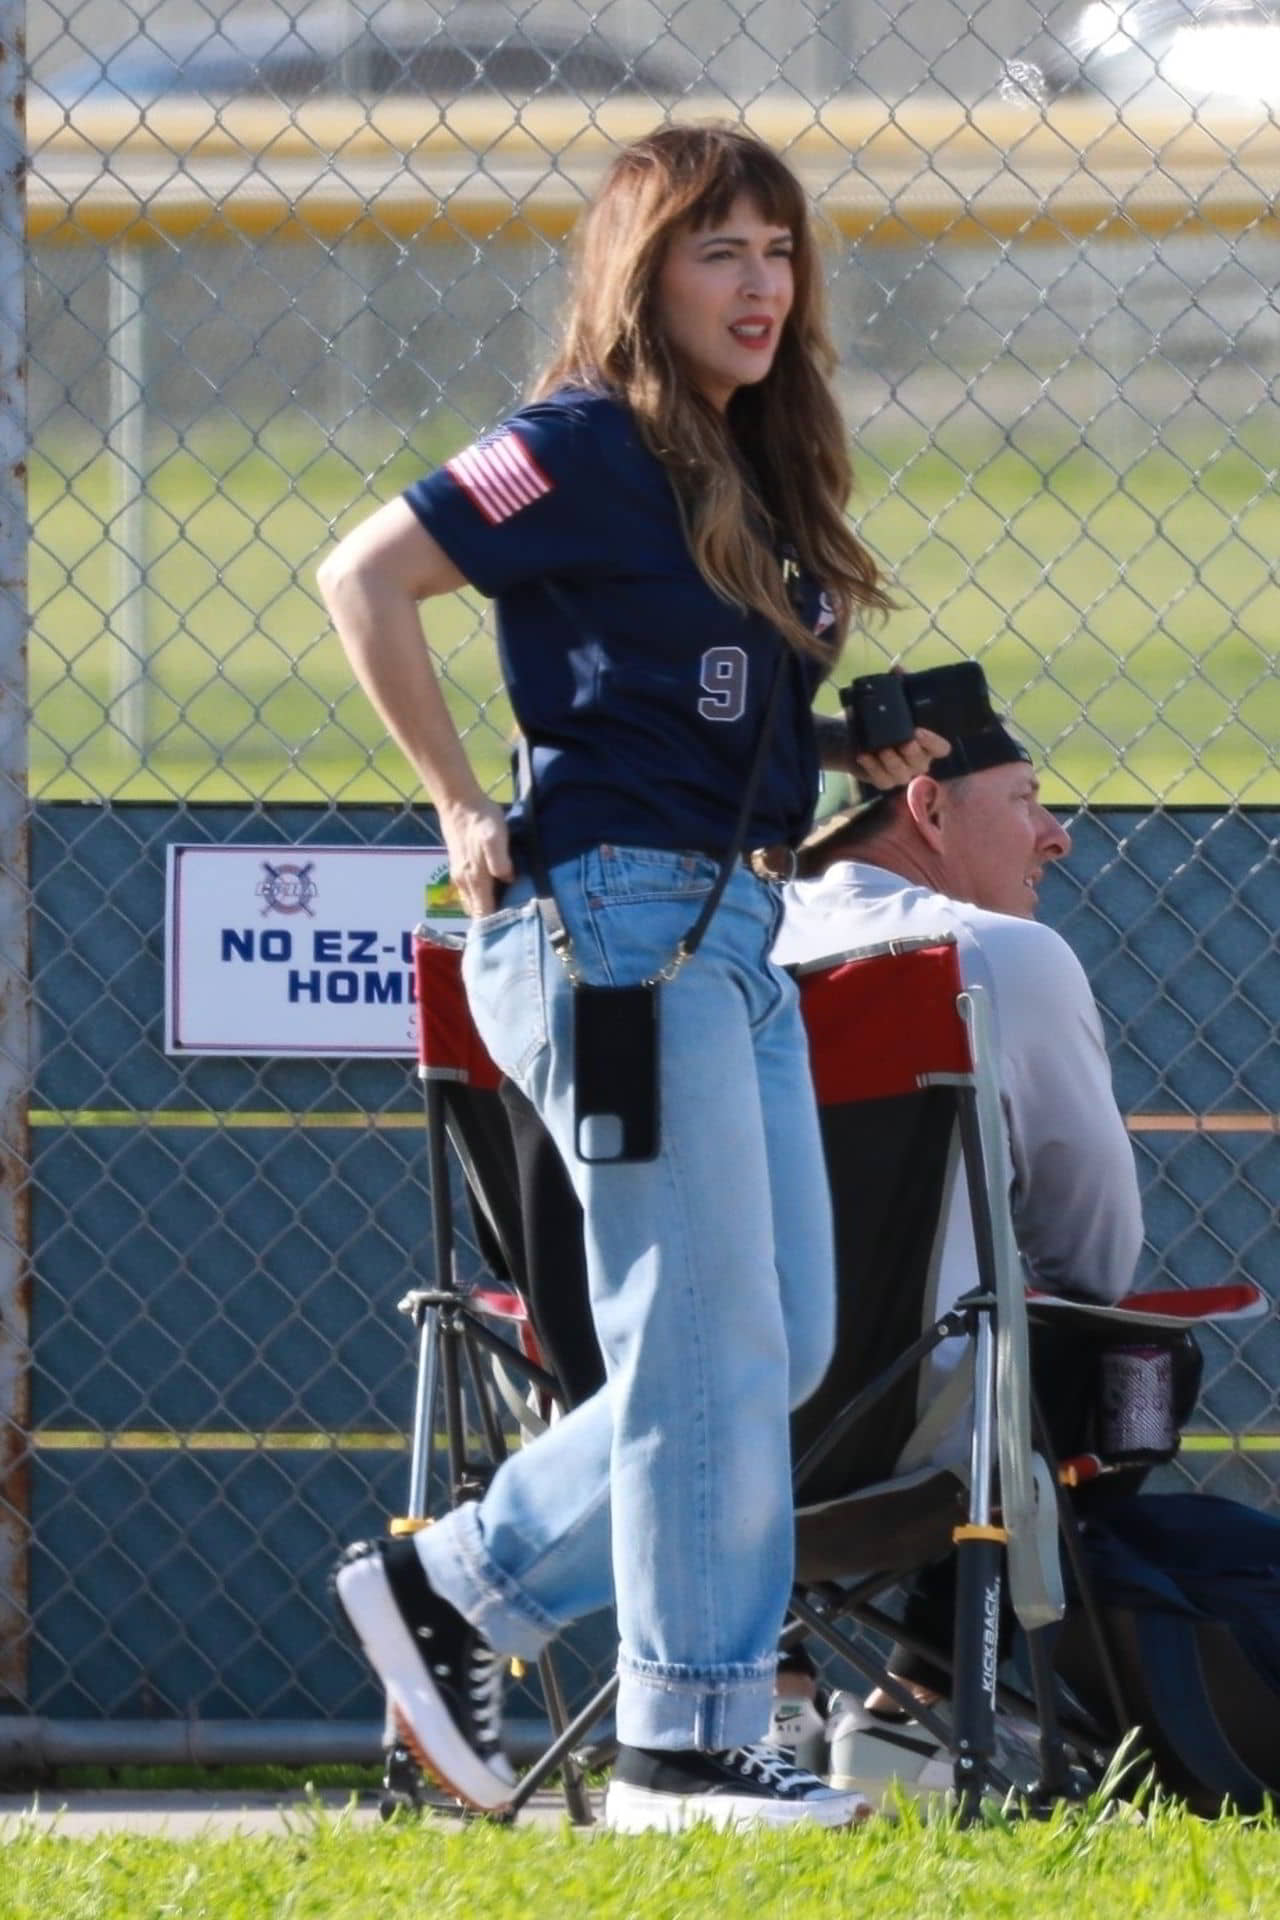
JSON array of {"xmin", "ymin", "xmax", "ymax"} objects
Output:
[{"xmin": 798, "ymin": 663, "xmax": 1031, "ymax": 874}]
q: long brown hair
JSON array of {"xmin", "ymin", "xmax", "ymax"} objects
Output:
[{"xmin": 532, "ymin": 122, "xmax": 890, "ymax": 660}]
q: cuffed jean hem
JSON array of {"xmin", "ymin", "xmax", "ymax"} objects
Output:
[
  {"xmin": 615, "ymin": 1655, "xmax": 777, "ymax": 1752},
  {"xmin": 414, "ymin": 1502, "xmax": 557, "ymax": 1665}
]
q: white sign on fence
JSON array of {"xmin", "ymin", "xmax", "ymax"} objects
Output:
[{"xmin": 165, "ymin": 843, "xmax": 463, "ymax": 1056}]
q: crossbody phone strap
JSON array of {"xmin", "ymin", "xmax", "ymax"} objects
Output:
[{"xmin": 517, "ymin": 647, "xmax": 789, "ymax": 985}]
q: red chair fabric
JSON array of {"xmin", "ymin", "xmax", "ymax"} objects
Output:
[
  {"xmin": 797, "ymin": 939, "xmax": 974, "ymax": 1107},
  {"xmin": 414, "ymin": 932, "xmax": 502, "ymax": 1090}
]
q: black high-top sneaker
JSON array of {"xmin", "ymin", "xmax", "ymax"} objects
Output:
[
  {"xmin": 605, "ymin": 1742, "xmax": 871, "ymax": 1832},
  {"xmin": 333, "ymin": 1537, "xmax": 515, "ymax": 1811}
]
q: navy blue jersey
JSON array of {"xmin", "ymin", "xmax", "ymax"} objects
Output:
[{"xmin": 404, "ymin": 387, "xmax": 834, "ymax": 868}]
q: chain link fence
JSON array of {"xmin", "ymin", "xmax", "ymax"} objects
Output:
[{"xmin": 7, "ymin": 0, "xmax": 1280, "ymax": 1756}]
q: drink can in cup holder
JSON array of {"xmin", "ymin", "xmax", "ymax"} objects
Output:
[{"xmin": 1098, "ymin": 1344, "xmax": 1177, "ymax": 1461}]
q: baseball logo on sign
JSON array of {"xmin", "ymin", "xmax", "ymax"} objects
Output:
[{"xmin": 257, "ymin": 861, "xmax": 318, "ymax": 917}]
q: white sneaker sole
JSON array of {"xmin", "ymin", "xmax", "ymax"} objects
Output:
[
  {"xmin": 335, "ymin": 1551, "xmax": 515, "ymax": 1813},
  {"xmin": 828, "ymin": 1758, "xmax": 954, "ymax": 1814},
  {"xmin": 603, "ymin": 1779, "xmax": 871, "ymax": 1833}
]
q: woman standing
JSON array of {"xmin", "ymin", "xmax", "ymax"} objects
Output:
[{"xmin": 322, "ymin": 122, "xmax": 942, "ymax": 1833}]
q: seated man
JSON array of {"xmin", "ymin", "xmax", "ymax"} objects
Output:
[{"xmin": 772, "ymin": 672, "xmax": 1144, "ymax": 1727}]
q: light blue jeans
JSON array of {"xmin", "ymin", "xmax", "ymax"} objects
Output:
[{"xmin": 416, "ymin": 846, "xmax": 837, "ymax": 1750}]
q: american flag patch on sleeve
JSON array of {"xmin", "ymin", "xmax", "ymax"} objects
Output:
[{"xmin": 445, "ymin": 427, "xmax": 554, "ymax": 526}]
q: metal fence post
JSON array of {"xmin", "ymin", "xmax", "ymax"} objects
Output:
[
  {"xmin": 0, "ymin": 0, "xmax": 30, "ymax": 1715},
  {"xmin": 107, "ymin": 239, "xmax": 148, "ymax": 756}
]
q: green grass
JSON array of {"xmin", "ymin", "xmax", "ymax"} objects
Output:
[
  {"xmin": 28, "ymin": 416, "xmax": 518, "ymax": 807},
  {"xmin": 28, "ymin": 411, "xmax": 1280, "ymax": 810},
  {"xmin": 3, "ymin": 1796, "xmax": 1280, "ymax": 1919}
]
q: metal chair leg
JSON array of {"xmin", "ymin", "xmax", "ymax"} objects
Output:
[
  {"xmin": 536, "ymin": 1651, "xmax": 596, "ymax": 1826},
  {"xmin": 950, "ymin": 1308, "xmax": 1001, "ymax": 1823}
]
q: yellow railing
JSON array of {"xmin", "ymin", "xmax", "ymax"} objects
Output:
[{"xmin": 26, "ymin": 95, "xmax": 1280, "ymax": 244}]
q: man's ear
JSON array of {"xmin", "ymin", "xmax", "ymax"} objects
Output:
[{"xmin": 903, "ymin": 775, "xmax": 946, "ymax": 850}]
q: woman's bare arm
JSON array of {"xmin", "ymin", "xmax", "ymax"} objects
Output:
[{"xmin": 317, "ymin": 497, "xmax": 513, "ymax": 916}]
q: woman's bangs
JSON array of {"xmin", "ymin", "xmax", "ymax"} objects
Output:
[{"xmin": 682, "ymin": 141, "xmax": 806, "ymax": 237}]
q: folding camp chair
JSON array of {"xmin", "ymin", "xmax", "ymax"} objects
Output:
[
  {"xmin": 455, "ymin": 932, "xmax": 1091, "ymax": 1822},
  {"xmin": 788, "ymin": 936, "xmax": 1271, "ymax": 1817},
  {"xmin": 780, "ymin": 932, "xmax": 1082, "ymax": 1816},
  {"xmin": 377, "ymin": 927, "xmax": 591, "ymax": 1823},
  {"xmin": 394, "ymin": 922, "xmax": 1270, "ymax": 1823}
]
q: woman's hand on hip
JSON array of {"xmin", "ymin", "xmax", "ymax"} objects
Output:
[{"xmin": 439, "ymin": 798, "xmax": 515, "ymax": 917}]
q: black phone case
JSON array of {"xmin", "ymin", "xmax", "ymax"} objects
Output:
[
  {"xmin": 841, "ymin": 673, "xmax": 916, "ymax": 754},
  {"xmin": 572, "ymin": 982, "xmax": 660, "ymax": 1164}
]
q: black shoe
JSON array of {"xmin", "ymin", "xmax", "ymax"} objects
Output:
[
  {"xmin": 604, "ymin": 1742, "xmax": 870, "ymax": 1832},
  {"xmin": 332, "ymin": 1537, "xmax": 515, "ymax": 1811}
]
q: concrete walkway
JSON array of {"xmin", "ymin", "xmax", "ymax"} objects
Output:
[{"xmin": 0, "ymin": 1785, "xmax": 594, "ymax": 1839}]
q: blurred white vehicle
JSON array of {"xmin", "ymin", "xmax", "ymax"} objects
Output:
[{"xmin": 1037, "ymin": 0, "xmax": 1280, "ymax": 110}]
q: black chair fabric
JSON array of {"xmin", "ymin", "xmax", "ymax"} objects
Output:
[
  {"xmin": 791, "ymin": 1087, "xmax": 961, "ymax": 1504},
  {"xmin": 498, "ymin": 1078, "xmax": 605, "ymax": 1411}
]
